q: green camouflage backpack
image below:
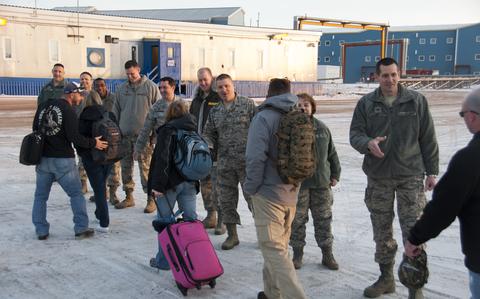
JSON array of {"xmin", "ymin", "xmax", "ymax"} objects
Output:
[{"xmin": 265, "ymin": 105, "xmax": 316, "ymax": 186}]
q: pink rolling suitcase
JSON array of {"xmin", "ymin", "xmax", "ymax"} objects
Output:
[{"xmin": 158, "ymin": 220, "xmax": 224, "ymax": 296}]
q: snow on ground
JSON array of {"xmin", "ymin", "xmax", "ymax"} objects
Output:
[{"xmin": 0, "ymin": 90, "xmax": 472, "ymax": 299}]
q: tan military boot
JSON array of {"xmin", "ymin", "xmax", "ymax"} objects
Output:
[
  {"xmin": 214, "ymin": 210, "xmax": 226, "ymax": 235},
  {"xmin": 109, "ymin": 186, "xmax": 120, "ymax": 205},
  {"xmin": 292, "ymin": 247, "xmax": 304, "ymax": 269},
  {"xmin": 115, "ymin": 191, "xmax": 135, "ymax": 209},
  {"xmin": 202, "ymin": 210, "xmax": 217, "ymax": 229},
  {"xmin": 321, "ymin": 246, "xmax": 339, "ymax": 270},
  {"xmin": 144, "ymin": 196, "xmax": 156, "ymax": 213},
  {"xmin": 81, "ymin": 179, "xmax": 88, "ymax": 194},
  {"xmin": 364, "ymin": 263, "xmax": 396, "ymax": 298},
  {"xmin": 408, "ymin": 288, "xmax": 424, "ymax": 299},
  {"xmin": 221, "ymin": 224, "xmax": 239, "ymax": 250}
]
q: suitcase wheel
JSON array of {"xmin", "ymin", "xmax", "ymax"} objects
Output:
[
  {"xmin": 209, "ymin": 280, "xmax": 216, "ymax": 289},
  {"xmin": 176, "ymin": 282, "xmax": 188, "ymax": 296}
]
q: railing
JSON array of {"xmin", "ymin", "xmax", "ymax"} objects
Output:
[{"xmin": 0, "ymin": 77, "xmax": 324, "ymax": 98}]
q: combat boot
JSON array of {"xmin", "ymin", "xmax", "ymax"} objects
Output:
[
  {"xmin": 214, "ymin": 210, "xmax": 226, "ymax": 235},
  {"xmin": 408, "ymin": 288, "xmax": 424, "ymax": 299},
  {"xmin": 144, "ymin": 196, "xmax": 156, "ymax": 213},
  {"xmin": 292, "ymin": 247, "xmax": 304, "ymax": 269},
  {"xmin": 109, "ymin": 186, "xmax": 120, "ymax": 205},
  {"xmin": 363, "ymin": 263, "xmax": 395, "ymax": 298},
  {"xmin": 221, "ymin": 224, "xmax": 239, "ymax": 250},
  {"xmin": 202, "ymin": 210, "xmax": 217, "ymax": 229},
  {"xmin": 81, "ymin": 179, "xmax": 88, "ymax": 194},
  {"xmin": 321, "ymin": 246, "xmax": 339, "ymax": 270},
  {"xmin": 115, "ymin": 191, "xmax": 135, "ymax": 209}
]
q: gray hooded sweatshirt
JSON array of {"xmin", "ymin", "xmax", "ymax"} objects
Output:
[{"xmin": 244, "ymin": 93, "xmax": 299, "ymax": 206}]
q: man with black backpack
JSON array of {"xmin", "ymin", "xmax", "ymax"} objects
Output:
[{"xmin": 244, "ymin": 78, "xmax": 307, "ymax": 299}]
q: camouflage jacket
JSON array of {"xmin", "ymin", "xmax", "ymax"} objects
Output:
[
  {"xmin": 349, "ymin": 84, "xmax": 439, "ymax": 179},
  {"xmin": 101, "ymin": 92, "xmax": 116, "ymax": 112},
  {"xmin": 204, "ymin": 94, "xmax": 256, "ymax": 168},
  {"xmin": 135, "ymin": 95, "xmax": 182, "ymax": 153},
  {"xmin": 37, "ymin": 79, "xmax": 67, "ymax": 106}
]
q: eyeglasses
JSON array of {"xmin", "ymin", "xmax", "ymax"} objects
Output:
[{"xmin": 459, "ymin": 110, "xmax": 479, "ymax": 118}]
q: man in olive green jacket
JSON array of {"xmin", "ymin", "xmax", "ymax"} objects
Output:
[
  {"xmin": 37, "ymin": 63, "xmax": 68, "ymax": 106},
  {"xmin": 350, "ymin": 58, "xmax": 439, "ymax": 299}
]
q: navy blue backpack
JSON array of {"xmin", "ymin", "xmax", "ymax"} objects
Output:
[{"xmin": 174, "ymin": 129, "xmax": 212, "ymax": 181}]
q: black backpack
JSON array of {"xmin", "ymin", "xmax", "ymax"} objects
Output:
[{"xmin": 91, "ymin": 112, "xmax": 125, "ymax": 164}]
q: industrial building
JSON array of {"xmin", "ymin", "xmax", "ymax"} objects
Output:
[{"xmin": 318, "ymin": 23, "xmax": 480, "ymax": 83}]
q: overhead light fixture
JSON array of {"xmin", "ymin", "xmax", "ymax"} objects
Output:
[{"xmin": 0, "ymin": 18, "xmax": 7, "ymax": 26}]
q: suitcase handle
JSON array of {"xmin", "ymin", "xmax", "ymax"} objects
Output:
[{"xmin": 167, "ymin": 244, "xmax": 180, "ymax": 272}]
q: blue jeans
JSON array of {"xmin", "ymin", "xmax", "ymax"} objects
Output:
[
  {"xmin": 155, "ymin": 181, "xmax": 198, "ymax": 270},
  {"xmin": 82, "ymin": 155, "xmax": 112, "ymax": 228},
  {"xmin": 471, "ymin": 270, "xmax": 480, "ymax": 299},
  {"xmin": 33, "ymin": 157, "xmax": 89, "ymax": 236}
]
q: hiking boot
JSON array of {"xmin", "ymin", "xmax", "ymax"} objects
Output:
[
  {"xmin": 109, "ymin": 186, "xmax": 120, "ymax": 205},
  {"xmin": 202, "ymin": 210, "xmax": 217, "ymax": 229},
  {"xmin": 363, "ymin": 263, "xmax": 395, "ymax": 298},
  {"xmin": 258, "ymin": 291, "xmax": 268, "ymax": 299},
  {"xmin": 408, "ymin": 288, "xmax": 424, "ymax": 299},
  {"xmin": 221, "ymin": 224, "xmax": 239, "ymax": 250},
  {"xmin": 292, "ymin": 246, "xmax": 304, "ymax": 269},
  {"xmin": 321, "ymin": 246, "xmax": 339, "ymax": 270},
  {"xmin": 214, "ymin": 211, "xmax": 226, "ymax": 235},
  {"xmin": 81, "ymin": 179, "xmax": 88, "ymax": 194},
  {"xmin": 115, "ymin": 191, "xmax": 135, "ymax": 209},
  {"xmin": 144, "ymin": 196, "xmax": 156, "ymax": 213},
  {"xmin": 75, "ymin": 228, "xmax": 95, "ymax": 240},
  {"xmin": 38, "ymin": 233, "xmax": 49, "ymax": 240}
]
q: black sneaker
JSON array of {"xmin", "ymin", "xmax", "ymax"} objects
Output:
[
  {"xmin": 75, "ymin": 228, "xmax": 95, "ymax": 240},
  {"xmin": 38, "ymin": 233, "xmax": 49, "ymax": 240}
]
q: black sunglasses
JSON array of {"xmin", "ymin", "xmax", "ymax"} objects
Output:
[{"xmin": 459, "ymin": 110, "xmax": 479, "ymax": 118}]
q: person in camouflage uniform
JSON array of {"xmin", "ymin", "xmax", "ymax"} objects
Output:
[
  {"xmin": 93, "ymin": 77, "xmax": 121, "ymax": 205},
  {"xmin": 37, "ymin": 63, "xmax": 68, "ymax": 107},
  {"xmin": 203, "ymin": 73, "xmax": 256, "ymax": 250},
  {"xmin": 289, "ymin": 93, "xmax": 341, "ymax": 271},
  {"xmin": 112, "ymin": 60, "xmax": 160, "ymax": 210},
  {"xmin": 349, "ymin": 58, "xmax": 439, "ymax": 299},
  {"xmin": 134, "ymin": 76, "xmax": 181, "ymax": 213},
  {"xmin": 189, "ymin": 67, "xmax": 223, "ymax": 234}
]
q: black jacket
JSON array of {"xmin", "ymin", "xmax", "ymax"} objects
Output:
[
  {"xmin": 77, "ymin": 104, "xmax": 117, "ymax": 157},
  {"xmin": 409, "ymin": 132, "xmax": 480, "ymax": 273},
  {"xmin": 147, "ymin": 114, "xmax": 198, "ymax": 194},
  {"xmin": 33, "ymin": 99, "xmax": 95, "ymax": 158},
  {"xmin": 189, "ymin": 89, "xmax": 221, "ymax": 133}
]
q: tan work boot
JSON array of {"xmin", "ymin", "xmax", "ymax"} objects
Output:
[
  {"xmin": 364, "ymin": 263, "xmax": 396, "ymax": 298},
  {"xmin": 109, "ymin": 186, "xmax": 120, "ymax": 205},
  {"xmin": 221, "ymin": 224, "xmax": 239, "ymax": 250},
  {"xmin": 408, "ymin": 288, "xmax": 424, "ymax": 299},
  {"xmin": 144, "ymin": 196, "xmax": 156, "ymax": 213},
  {"xmin": 81, "ymin": 179, "xmax": 88, "ymax": 194},
  {"xmin": 115, "ymin": 191, "xmax": 135, "ymax": 209},
  {"xmin": 292, "ymin": 247, "xmax": 304, "ymax": 269},
  {"xmin": 321, "ymin": 246, "xmax": 339, "ymax": 270},
  {"xmin": 202, "ymin": 211, "xmax": 217, "ymax": 229},
  {"xmin": 214, "ymin": 210, "xmax": 226, "ymax": 235}
]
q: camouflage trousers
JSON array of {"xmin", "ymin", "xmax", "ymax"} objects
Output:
[
  {"xmin": 290, "ymin": 187, "xmax": 334, "ymax": 249},
  {"xmin": 107, "ymin": 161, "xmax": 121, "ymax": 188},
  {"xmin": 77, "ymin": 155, "xmax": 88, "ymax": 182},
  {"xmin": 216, "ymin": 164, "xmax": 252, "ymax": 225},
  {"xmin": 120, "ymin": 135, "xmax": 153, "ymax": 194},
  {"xmin": 200, "ymin": 165, "xmax": 218, "ymax": 212},
  {"xmin": 365, "ymin": 175, "xmax": 427, "ymax": 265}
]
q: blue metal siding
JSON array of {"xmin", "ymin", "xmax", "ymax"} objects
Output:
[{"xmin": 457, "ymin": 23, "xmax": 480, "ymax": 75}]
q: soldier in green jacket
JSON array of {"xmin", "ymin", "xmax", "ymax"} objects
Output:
[
  {"xmin": 37, "ymin": 63, "xmax": 67, "ymax": 106},
  {"xmin": 289, "ymin": 93, "xmax": 341, "ymax": 271},
  {"xmin": 349, "ymin": 58, "xmax": 439, "ymax": 299}
]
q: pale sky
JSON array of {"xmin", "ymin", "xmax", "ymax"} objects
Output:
[{"xmin": 2, "ymin": 0, "xmax": 479, "ymax": 29}]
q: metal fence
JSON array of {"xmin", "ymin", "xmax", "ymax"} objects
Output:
[{"xmin": 0, "ymin": 77, "xmax": 323, "ymax": 98}]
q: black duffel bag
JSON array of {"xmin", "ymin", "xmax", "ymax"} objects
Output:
[{"xmin": 19, "ymin": 131, "xmax": 45, "ymax": 165}]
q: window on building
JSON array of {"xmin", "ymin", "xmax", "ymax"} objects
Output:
[
  {"xmin": 474, "ymin": 72, "xmax": 480, "ymax": 75},
  {"xmin": 419, "ymin": 38, "xmax": 426, "ymax": 45},
  {"xmin": 339, "ymin": 40, "xmax": 345, "ymax": 45},
  {"xmin": 228, "ymin": 49, "xmax": 235, "ymax": 67},
  {"xmin": 418, "ymin": 55, "xmax": 425, "ymax": 61},
  {"xmin": 446, "ymin": 37, "xmax": 454, "ymax": 44},
  {"xmin": 365, "ymin": 56, "xmax": 371, "ymax": 62},
  {"xmin": 324, "ymin": 56, "xmax": 330, "ymax": 63},
  {"xmin": 167, "ymin": 47, "xmax": 174, "ymax": 59},
  {"xmin": 375, "ymin": 56, "xmax": 380, "ymax": 62},
  {"xmin": 475, "ymin": 54, "xmax": 480, "ymax": 61},
  {"xmin": 445, "ymin": 55, "xmax": 453, "ymax": 61},
  {"xmin": 429, "ymin": 55, "xmax": 436, "ymax": 61},
  {"xmin": 48, "ymin": 40, "xmax": 59, "ymax": 62},
  {"xmin": 199, "ymin": 48, "xmax": 205, "ymax": 67},
  {"xmin": 476, "ymin": 36, "xmax": 480, "ymax": 43},
  {"xmin": 445, "ymin": 72, "xmax": 451, "ymax": 75},
  {"xmin": 325, "ymin": 40, "xmax": 331, "ymax": 46},
  {"xmin": 3, "ymin": 37, "xmax": 13, "ymax": 59},
  {"xmin": 430, "ymin": 38, "xmax": 437, "ymax": 45},
  {"xmin": 257, "ymin": 50, "xmax": 264, "ymax": 69}
]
